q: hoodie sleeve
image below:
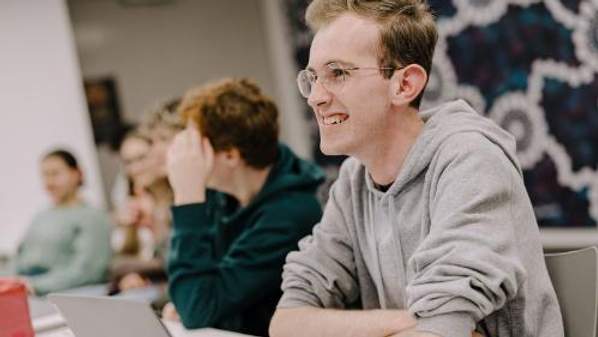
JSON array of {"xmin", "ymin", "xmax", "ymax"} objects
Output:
[
  {"xmin": 407, "ymin": 133, "xmax": 527, "ymax": 337},
  {"xmin": 278, "ymin": 161, "xmax": 360, "ymax": 309},
  {"xmin": 167, "ymin": 195, "xmax": 322, "ymax": 330}
]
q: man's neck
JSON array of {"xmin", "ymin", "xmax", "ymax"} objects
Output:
[
  {"xmin": 230, "ymin": 164, "xmax": 273, "ymax": 207},
  {"xmin": 58, "ymin": 193, "xmax": 82, "ymax": 207},
  {"xmin": 359, "ymin": 108, "xmax": 424, "ymax": 186}
]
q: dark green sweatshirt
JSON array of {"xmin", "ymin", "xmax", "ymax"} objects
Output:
[{"xmin": 167, "ymin": 144, "xmax": 324, "ymax": 336}]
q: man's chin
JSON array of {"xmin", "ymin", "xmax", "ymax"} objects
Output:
[{"xmin": 319, "ymin": 141, "xmax": 347, "ymax": 156}]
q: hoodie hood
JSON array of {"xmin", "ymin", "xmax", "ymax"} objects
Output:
[
  {"xmin": 368, "ymin": 99, "xmax": 519, "ymax": 196},
  {"xmin": 239, "ymin": 143, "xmax": 325, "ymax": 211},
  {"xmin": 261, "ymin": 143, "xmax": 325, "ymax": 196}
]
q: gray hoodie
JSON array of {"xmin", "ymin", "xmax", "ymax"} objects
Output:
[{"xmin": 278, "ymin": 100, "xmax": 564, "ymax": 337}]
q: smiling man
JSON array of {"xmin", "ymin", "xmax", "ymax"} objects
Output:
[{"xmin": 269, "ymin": 1, "xmax": 564, "ymax": 337}]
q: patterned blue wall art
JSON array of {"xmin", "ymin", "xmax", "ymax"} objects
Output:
[{"xmin": 283, "ymin": 0, "xmax": 598, "ymax": 228}]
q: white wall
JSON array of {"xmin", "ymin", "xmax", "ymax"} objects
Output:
[
  {"xmin": 68, "ymin": 0, "xmax": 278, "ymax": 123},
  {"xmin": 67, "ymin": 0, "xmax": 313, "ymax": 201},
  {"xmin": 0, "ymin": 0, "xmax": 105, "ymax": 254},
  {"xmin": 260, "ymin": 0, "xmax": 312, "ymax": 159}
]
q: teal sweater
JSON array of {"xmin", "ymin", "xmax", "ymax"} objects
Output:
[
  {"xmin": 15, "ymin": 203, "xmax": 112, "ymax": 295},
  {"xmin": 167, "ymin": 144, "xmax": 324, "ymax": 336}
]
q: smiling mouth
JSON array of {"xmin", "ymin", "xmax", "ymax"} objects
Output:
[{"xmin": 322, "ymin": 113, "xmax": 349, "ymax": 125}]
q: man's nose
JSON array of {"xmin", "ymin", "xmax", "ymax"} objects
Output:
[{"xmin": 307, "ymin": 80, "xmax": 332, "ymax": 109}]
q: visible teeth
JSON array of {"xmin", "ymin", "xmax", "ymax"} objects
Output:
[{"xmin": 323, "ymin": 114, "xmax": 347, "ymax": 125}]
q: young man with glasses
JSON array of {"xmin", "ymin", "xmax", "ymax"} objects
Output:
[{"xmin": 270, "ymin": 1, "xmax": 564, "ymax": 337}]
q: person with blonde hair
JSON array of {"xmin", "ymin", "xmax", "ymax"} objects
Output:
[
  {"xmin": 164, "ymin": 78, "xmax": 325, "ymax": 336},
  {"xmin": 109, "ymin": 100, "xmax": 182, "ymax": 299},
  {"xmin": 269, "ymin": 1, "xmax": 564, "ymax": 337}
]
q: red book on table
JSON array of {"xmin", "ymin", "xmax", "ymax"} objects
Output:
[{"xmin": 0, "ymin": 278, "xmax": 34, "ymax": 337}]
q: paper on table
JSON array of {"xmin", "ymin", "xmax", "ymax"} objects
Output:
[
  {"xmin": 32, "ymin": 313, "xmax": 67, "ymax": 333},
  {"xmin": 161, "ymin": 320, "xmax": 256, "ymax": 337}
]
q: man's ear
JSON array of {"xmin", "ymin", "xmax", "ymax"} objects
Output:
[
  {"xmin": 221, "ymin": 147, "xmax": 242, "ymax": 168},
  {"xmin": 389, "ymin": 64, "xmax": 428, "ymax": 106}
]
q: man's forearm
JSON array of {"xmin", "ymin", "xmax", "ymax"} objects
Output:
[
  {"xmin": 388, "ymin": 328, "xmax": 485, "ymax": 337},
  {"xmin": 269, "ymin": 307, "xmax": 416, "ymax": 337},
  {"xmin": 388, "ymin": 329, "xmax": 440, "ymax": 337}
]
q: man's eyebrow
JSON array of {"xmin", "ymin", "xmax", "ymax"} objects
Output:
[
  {"xmin": 306, "ymin": 59, "xmax": 357, "ymax": 72},
  {"xmin": 325, "ymin": 59, "xmax": 356, "ymax": 67}
]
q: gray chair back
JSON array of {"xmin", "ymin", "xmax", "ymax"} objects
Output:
[{"xmin": 545, "ymin": 247, "xmax": 598, "ymax": 337}]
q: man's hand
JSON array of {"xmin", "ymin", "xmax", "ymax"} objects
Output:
[
  {"xmin": 162, "ymin": 302, "xmax": 181, "ymax": 321},
  {"xmin": 167, "ymin": 123, "xmax": 214, "ymax": 205},
  {"xmin": 18, "ymin": 277, "xmax": 35, "ymax": 295},
  {"xmin": 388, "ymin": 329, "xmax": 485, "ymax": 337},
  {"xmin": 269, "ymin": 307, "xmax": 417, "ymax": 337},
  {"xmin": 115, "ymin": 199, "xmax": 142, "ymax": 227},
  {"xmin": 115, "ymin": 194, "xmax": 155, "ymax": 229},
  {"xmin": 118, "ymin": 272, "xmax": 149, "ymax": 291}
]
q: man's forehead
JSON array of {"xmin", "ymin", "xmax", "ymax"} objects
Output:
[{"xmin": 308, "ymin": 13, "xmax": 381, "ymax": 69}]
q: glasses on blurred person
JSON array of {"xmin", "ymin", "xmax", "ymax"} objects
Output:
[{"xmin": 296, "ymin": 62, "xmax": 399, "ymax": 98}]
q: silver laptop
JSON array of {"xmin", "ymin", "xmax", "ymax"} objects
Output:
[{"xmin": 47, "ymin": 294, "xmax": 172, "ymax": 337}]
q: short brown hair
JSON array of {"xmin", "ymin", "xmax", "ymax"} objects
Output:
[
  {"xmin": 179, "ymin": 78, "xmax": 279, "ymax": 169},
  {"xmin": 306, "ymin": 0, "xmax": 438, "ymax": 108}
]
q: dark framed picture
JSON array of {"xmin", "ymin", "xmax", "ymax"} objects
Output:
[{"xmin": 84, "ymin": 77, "xmax": 126, "ymax": 150}]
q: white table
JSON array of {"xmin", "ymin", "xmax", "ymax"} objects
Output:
[
  {"xmin": 163, "ymin": 321, "xmax": 255, "ymax": 337},
  {"xmin": 30, "ymin": 297, "xmax": 254, "ymax": 337},
  {"xmin": 34, "ymin": 314, "xmax": 253, "ymax": 337},
  {"xmin": 28, "ymin": 287, "xmax": 254, "ymax": 337}
]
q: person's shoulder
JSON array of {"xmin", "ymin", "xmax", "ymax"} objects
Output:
[
  {"xmin": 28, "ymin": 208, "xmax": 53, "ymax": 227},
  {"xmin": 77, "ymin": 204, "xmax": 112, "ymax": 225},
  {"xmin": 436, "ymin": 132, "xmax": 507, "ymax": 162},
  {"xmin": 78, "ymin": 203, "xmax": 108, "ymax": 215},
  {"xmin": 34, "ymin": 207, "xmax": 54, "ymax": 218},
  {"xmin": 433, "ymin": 131, "xmax": 519, "ymax": 180},
  {"xmin": 248, "ymin": 197, "xmax": 320, "ymax": 240},
  {"xmin": 261, "ymin": 190, "xmax": 322, "ymax": 220}
]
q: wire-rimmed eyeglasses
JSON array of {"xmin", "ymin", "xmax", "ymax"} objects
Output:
[{"xmin": 297, "ymin": 62, "xmax": 398, "ymax": 98}]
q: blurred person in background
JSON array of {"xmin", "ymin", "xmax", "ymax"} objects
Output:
[
  {"xmin": 14, "ymin": 149, "xmax": 112, "ymax": 296},
  {"xmin": 108, "ymin": 100, "xmax": 182, "ymax": 306},
  {"xmin": 110, "ymin": 128, "xmax": 152, "ymax": 208},
  {"xmin": 109, "ymin": 131, "xmax": 158, "ymax": 293},
  {"xmin": 163, "ymin": 78, "xmax": 324, "ymax": 336},
  {"xmin": 137, "ymin": 97, "xmax": 184, "ymax": 259},
  {"xmin": 139, "ymin": 97, "xmax": 184, "ymax": 189},
  {"xmin": 115, "ymin": 130, "xmax": 154, "ymax": 231}
]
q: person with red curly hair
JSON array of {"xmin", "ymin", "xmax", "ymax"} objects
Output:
[{"xmin": 164, "ymin": 78, "xmax": 325, "ymax": 336}]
